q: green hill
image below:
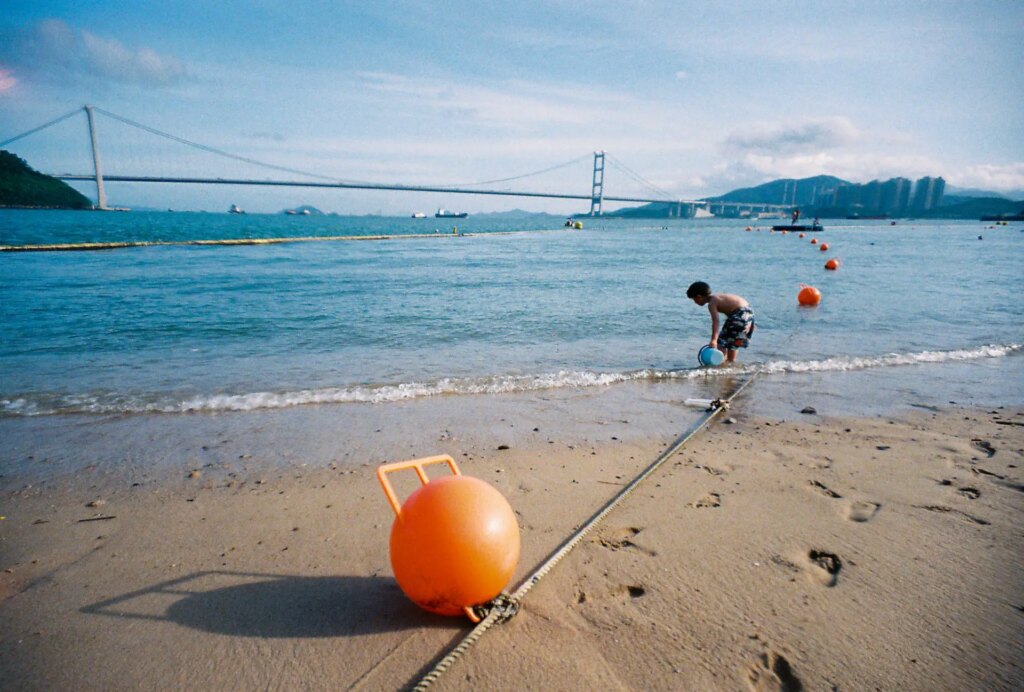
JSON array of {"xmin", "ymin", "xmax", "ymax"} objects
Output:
[
  {"xmin": 0, "ymin": 150, "xmax": 92, "ymax": 209},
  {"xmin": 920, "ymin": 197, "xmax": 1024, "ymax": 220},
  {"xmin": 708, "ymin": 175, "xmax": 849, "ymax": 206}
]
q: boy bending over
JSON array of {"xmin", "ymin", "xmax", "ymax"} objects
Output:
[{"xmin": 686, "ymin": 281, "xmax": 755, "ymax": 364}]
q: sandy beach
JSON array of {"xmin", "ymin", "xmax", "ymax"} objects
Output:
[{"xmin": 1, "ymin": 376, "xmax": 1022, "ymax": 691}]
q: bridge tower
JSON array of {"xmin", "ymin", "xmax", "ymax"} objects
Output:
[
  {"xmin": 589, "ymin": 151, "xmax": 605, "ymax": 216},
  {"xmin": 84, "ymin": 105, "xmax": 108, "ymax": 210}
]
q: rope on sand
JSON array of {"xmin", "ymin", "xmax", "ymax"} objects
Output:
[{"xmin": 410, "ymin": 373, "xmax": 759, "ymax": 690}]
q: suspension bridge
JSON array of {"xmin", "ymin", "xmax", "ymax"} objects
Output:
[{"xmin": 2, "ymin": 106, "xmax": 788, "ymax": 217}]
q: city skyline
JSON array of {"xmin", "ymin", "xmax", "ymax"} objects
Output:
[{"xmin": 1, "ymin": 1, "xmax": 1022, "ymax": 213}]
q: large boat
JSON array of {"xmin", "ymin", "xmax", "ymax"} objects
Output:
[
  {"xmin": 228, "ymin": 204, "xmax": 245, "ymax": 214},
  {"xmin": 435, "ymin": 208, "xmax": 468, "ymax": 218},
  {"xmin": 411, "ymin": 211, "xmax": 427, "ymax": 218}
]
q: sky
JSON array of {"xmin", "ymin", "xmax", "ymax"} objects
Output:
[{"xmin": 1, "ymin": 0, "xmax": 1022, "ymax": 213}]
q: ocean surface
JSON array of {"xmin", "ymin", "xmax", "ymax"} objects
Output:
[{"xmin": 1, "ymin": 210, "xmax": 1022, "ymax": 418}]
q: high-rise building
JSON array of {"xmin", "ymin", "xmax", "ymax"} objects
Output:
[
  {"xmin": 862, "ymin": 180, "xmax": 882, "ymax": 213},
  {"xmin": 832, "ymin": 184, "xmax": 860, "ymax": 209},
  {"xmin": 880, "ymin": 177, "xmax": 912, "ymax": 214},
  {"xmin": 911, "ymin": 177, "xmax": 946, "ymax": 212}
]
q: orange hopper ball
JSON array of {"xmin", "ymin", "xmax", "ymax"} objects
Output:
[
  {"xmin": 798, "ymin": 285, "xmax": 822, "ymax": 306},
  {"xmin": 825, "ymin": 258, "xmax": 840, "ymax": 270},
  {"xmin": 820, "ymin": 243, "xmax": 830, "ymax": 251},
  {"xmin": 810, "ymin": 238, "xmax": 818, "ymax": 245},
  {"xmin": 379, "ymin": 456, "xmax": 520, "ymax": 619}
]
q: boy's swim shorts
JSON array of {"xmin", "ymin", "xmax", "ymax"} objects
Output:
[{"xmin": 721, "ymin": 307, "xmax": 755, "ymax": 349}]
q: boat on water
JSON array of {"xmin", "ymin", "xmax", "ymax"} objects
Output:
[
  {"xmin": 228, "ymin": 204, "xmax": 245, "ymax": 214},
  {"xmin": 772, "ymin": 224, "xmax": 823, "ymax": 232},
  {"xmin": 411, "ymin": 212, "xmax": 427, "ymax": 218},
  {"xmin": 435, "ymin": 208, "xmax": 468, "ymax": 218}
]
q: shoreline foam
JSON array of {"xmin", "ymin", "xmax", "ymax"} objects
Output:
[{"xmin": 2, "ymin": 343, "xmax": 1019, "ymax": 417}]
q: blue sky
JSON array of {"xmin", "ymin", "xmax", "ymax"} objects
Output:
[{"xmin": 1, "ymin": 1, "xmax": 1022, "ymax": 213}]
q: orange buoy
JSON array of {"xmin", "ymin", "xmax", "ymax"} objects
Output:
[
  {"xmin": 798, "ymin": 284, "xmax": 822, "ymax": 306},
  {"xmin": 824, "ymin": 258, "xmax": 840, "ymax": 270},
  {"xmin": 378, "ymin": 455, "xmax": 520, "ymax": 620},
  {"xmin": 810, "ymin": 238, "xmax": 818, "ymax": 245},
  {"xmin": 820, "ymin": 243, "xmax": 830, "ymax": 251},
  {"xmin": 798, "ymin": 233, "xmax": 805, "ymax": 238},
  {"xmin": 745, "ymin": 226, "xmax": 752, "ymax": 231}
]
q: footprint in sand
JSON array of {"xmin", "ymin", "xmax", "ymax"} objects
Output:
[
  {"xmin": 957, "ymin": 487, "xmax": 980, "ymax": 500},
  {"xmin": 971, "ymin": 439, "xmax": 996, "ymax": 457},
  {"xmin": 574, "ymin": 583, "xmax": 647, "ymax": 605},
  {"xmin": 805, "ymin": 549, "xmax": 842, "ymax": 587},
  {"xmin": 807, "ymin": 480, "xmax": 842, "ymax": 499},
  {"xmin": 690, "ymin": 492, "xmax": 721, "ymax": 508},
  {"xmin": 915, "ymin": 505, "xmax": 990, "ymax": 525},
  {"xmin": 746, "ymin": 652, "xmax": 803, "ymax": 692},
  {"xmin": 845, "ymin": 500, "xmax": 880, "ymax": 522},
  {"xmin": 595, "ymin": 526, "xmax": 657, "ymax": 556}
]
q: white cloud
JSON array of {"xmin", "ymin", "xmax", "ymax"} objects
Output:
[
  {"xmin": 701, "ymin": 150, "xmax": 947, "ymax": 194},
  {"xmin": 723, "ymin": 117, "xmax": 860, "ymax": 154},
  {"xmin": 1, "ymin": 19, "xmax": 189, "ymax": 87},
  {"xmin": 948, "ymin": 163, "xmax": 1024, "ymax": 193}
]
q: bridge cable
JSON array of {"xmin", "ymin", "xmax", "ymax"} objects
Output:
[
  {"xmin": 604, "ymin": 153, "xmax": 678, "ymax": 201},
  {"xmin": 605, "ymin": 154, "xmax": 676, "ymax": 200},
  {"xmin": 91, "ymin": 107, "xmax": 373, "ymax": 185},
  {"xmin": 446, "ymin": 153, "xmax": 592, "ymax": 188},
  {"xmin": 0, "ymin": 109, "xmax": 83, "ymax": 148}
]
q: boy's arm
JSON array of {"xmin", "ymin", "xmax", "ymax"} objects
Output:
[{"xmin": 707, "ymin": 302, "xmax": 721, "ymax": 348}]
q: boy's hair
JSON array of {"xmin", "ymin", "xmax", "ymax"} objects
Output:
[{"xmin": 686, "ymin": 281, "xmax": 711, "ymax": 299}]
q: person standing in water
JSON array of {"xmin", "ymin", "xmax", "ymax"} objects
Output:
[{"xmin": 686, "ymin": 281, "xmax": 755, "ymax": 364}]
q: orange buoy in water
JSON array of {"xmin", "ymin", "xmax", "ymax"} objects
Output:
[
  {"xmin": 820, "ymin": 243, "xmax": 830, "ymax": 251},
  {"xmin": 825, "ymin": 258, "xmax": 840, "ymax": 270},
  {"xmin": 378, "ymin": 455, "xmax": 520, "ymax": 620},
  {"xmin": 810, "ymin": 238, "xmax": 818, "ymax": 245},
  {"xmin": 798, "ymin": 233, "xmax": 805, "ymax": 238},
  {"xmin": 798, "ymin": 284, "xmax": 822, "ymax": 306},
  {"xmin": 745, "ymin": 226, "xmax": 752, "ymax": 231}
]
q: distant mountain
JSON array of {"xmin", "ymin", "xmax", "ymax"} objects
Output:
[
  {"xmin": 920, "ymin": 197, "xmax": 1024, "ymax": 220},
  {"xmin": 472, "ymin": 209, "xmax": 564, "ymax": 219},
  {"xmin": 708, "ymin": 175, "xmax": 849, "ymax": 206},
  {"xmin": 945, "ymin": 185, "xmax": 1024, "ymax": 200},
  {"xmin": 604, "ymin": 202, "xmax": 697, "ymax": 219},
  {"xmin": 604, "ymin": 175, "xmax": 848, "ymax": 218},
  {"xmin": 0, "ymin": 150, "xmax": 92, "ymax": 209},
  {"xmin": 281, "ymin": 205, "xmax": 325, "ymax": 215}
]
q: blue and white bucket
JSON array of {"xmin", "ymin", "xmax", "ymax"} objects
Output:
[{"xmin": 698, "ymin": 345, "xmax": 725, "ymax": 367}]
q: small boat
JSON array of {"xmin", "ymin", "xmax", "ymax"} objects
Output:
[
  {"xmin": 411, "ymin": 212, "xmax": 427, "ymax": 218},
  {"xmin": 435, "ymin": 208, "xmax": 468, "ymax": 218},
  {"xmin": 772, "ymin": 224, "xmax": 823, "ymax": 232},
  {"xmin": 228, "ymin": 204, "xmax": 245, "ymax": 214}
]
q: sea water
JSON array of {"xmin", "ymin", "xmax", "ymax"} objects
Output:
[{"xmin": 1, "ymin": 211, "xmax": 1022, "ymax": 417}]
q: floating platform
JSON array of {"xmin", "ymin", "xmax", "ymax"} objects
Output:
[{"xmin": 772, "ymin": 224, "xmax": 823, "ymax": 232}]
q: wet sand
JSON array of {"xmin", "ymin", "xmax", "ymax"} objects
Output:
[{"xmin": 1, "ymin": 380, "xmax": 1022, "ymax": 690}]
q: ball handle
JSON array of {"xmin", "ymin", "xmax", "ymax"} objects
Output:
[
  {"xmin": 377, "ymin": 455, "xmax": 482, "ymax": 621},
  {"xmin": 377, "ymin": 454, "xmax": 462, "ymax": 517}
]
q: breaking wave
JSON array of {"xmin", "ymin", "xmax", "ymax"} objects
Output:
[{"xmin": 1, "ymin": 343, "xmax": 1019, "ymax": 416}]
